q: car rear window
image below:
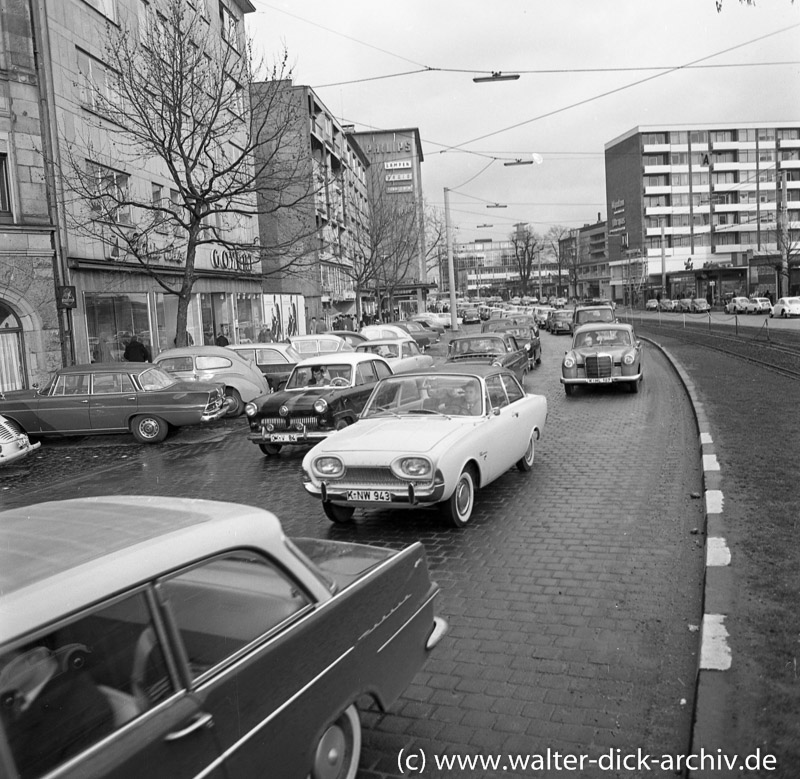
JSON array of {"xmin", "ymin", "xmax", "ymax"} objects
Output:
[
  {"xmin": 157, "ymin": 356, "xmax": 193, "ymax": 372},
  {"xmin": 196, "ymin": 356, "xmax": 233, "ymax": 370}
]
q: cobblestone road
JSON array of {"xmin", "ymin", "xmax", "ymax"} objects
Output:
[{"xmin": 1, "ymin": 332, "xmax": 707, "ymax": 778}]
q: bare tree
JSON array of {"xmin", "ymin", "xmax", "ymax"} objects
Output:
[
  {"xmin": 544, "ymin": 225, "xmax": 573, "ymax": 297},
  {"xmin": 716, "ymin": 0, "xmax": 793, "ymax": 9},
  {"xmin": 509, "ymin": 224, "xmax": 541, "ymax": 297},
  {"xmin": 61, "ymin": 0, "xmax": 318, "ymax": 346}
]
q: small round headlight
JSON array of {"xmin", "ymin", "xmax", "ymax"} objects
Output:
[
  {"xmin": 623, "ymin": 352, "xmax": 636, "ymax": 365},
  {"xmin": 279, "ymin": 405, "xmax": 289, "ymax": 417},
  {"xmin": 314, "ymin": 456, "xmax": 344, "ymax": 477},
  {"xmin": 313, "ymin": 398, "xmax": 328, "ymax": 414},
  {"xmin": 563, "ymin": 355, "xmax": 575, "ymax": 369},
  {"xmin": 245, "ymin": 402, "xmax": 257, "ymax": 417},
  {"xmin": 394, "ymin": 457, "xmax": 432, "ymax": 479}
]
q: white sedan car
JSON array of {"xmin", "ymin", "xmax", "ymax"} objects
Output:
[
  {"xmin": 725, "ymin": 297, "xmax": 750, "ymax": 314},
  {"xmin": 770, "ymin": 297, "xmax": 800, "ymax": 318},
  {"xmin": 302, "ymin": 366, "xmax": 548, "ymax": 528},
  {"xmin": 355, "ymin": 338, "xmax": 435, "ymax": 374},
  {"xmin": 0, "ymin": 414, "xmax": 40, "ymax": 465}
]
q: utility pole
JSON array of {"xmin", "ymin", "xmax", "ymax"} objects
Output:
[{"xmin": 444, "ymin": 188, "xmax": 459, "ymax": 331}]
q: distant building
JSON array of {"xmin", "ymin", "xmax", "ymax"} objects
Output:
[{"xmin": 605, "ymin": 123, "xmax": 800, "ymax": 302}]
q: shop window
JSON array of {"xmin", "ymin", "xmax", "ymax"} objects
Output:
[
  {"xmin": 85, "ymin": 293, "xmax": 152, "ymax": 364},
  {"xmin": 0, "ymin": 301, "xmax": 25, "ymax": 391}
]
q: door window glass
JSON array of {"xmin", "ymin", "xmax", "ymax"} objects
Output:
[
  {"xmin": 156, "ymin": 357, "xmax": 193, "ymax": 373},
  {"xmin": 159, "ymin": 553, "xmax": 311, "ymax": 681},
  {"xmin": 501, "ymin": 374, "xmax": 525, "ymax": 403},
  {"xmin": 92, "ymin": 373, "xmax": 135, "ymax": 395},
  {"xmin": 196, "ymin": 356, "xmax": 232, "ymax": 371},
  {"xmin": 485, "ymin": 376, "xmax": 508, "ymax": 409},
  {"xmin": 356, "ymin": 361, "xmax": 377, "ymax": 385},
  {"xmin": 0, "ymin": 593, "xmax": 174, "ymax": 779},
  {"xmin": 373, "ymin": 360, "xmax": 391, "ymax": 380},
  {"xmin": 254, "ymin": 349, "xmax": 288, "ymax": 364},
  {"xmin": 53, "ymin": 373, "xmax": 91, "ymax": 396}
]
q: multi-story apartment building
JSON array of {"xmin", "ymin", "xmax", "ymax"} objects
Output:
[
  {"xmin": 254, "ymin": 82, "xmax": 371, "ymax": 328},
  {"xmin": 574, "ymin": 217, "xmax": 609, "ymax": 300},
  {"xmin": 0, "ymin": 0, "xmax": 318, "ymax": 391},
  {"xmin": 347, "ymin": 128, "xmax": 432, "ymax": 317},
  {"xmin": 605, "ymin": 123, "xmax": 800, "ymax": 302}
]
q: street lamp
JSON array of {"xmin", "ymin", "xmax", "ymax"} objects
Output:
[{"xmin": 473, "ymin": 72, "xmax": 520, "ymax": 83}]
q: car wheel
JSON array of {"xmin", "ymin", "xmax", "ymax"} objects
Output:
[
  {"xmin": 311, "ymin": 704, "xmax": 361, "ymax": 779},
  {"xmin": 258, "ymin": 443, "xmax": 282, "ymax": 456},
  {"xmin": 442, "ymin": 467, "xmax": 476, "ymax": 528},
  {"xmin": 516, "ymin": 432, "xmax": 535, "ymax": 472},
  {"xmin": 224, "ymin": 388, "xmax": 243, "ymax": 417},
  {"xmin": 131, "ymin": 414, "xmax": 168, "ymax": 444},
  {"xmin": 322, "ymin": 502, "xmax": 355, "ymax": 524},
  {"xmin": 535, "ymin": 348, "xmax": 542, "ymax": 365},
  {"xmin": 782, "ymin": 311, "xmax": 788, "ymax": 318},
  {"xmin": 564, "ymin": 384, "xmax": 575, "ymax": 397}
]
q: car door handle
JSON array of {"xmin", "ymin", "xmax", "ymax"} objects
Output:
[
  {"xmin": 164, "ymin": 712, "xmax": 214, "ymax": 741},
  {"xmin": 512, "ymin": 412, "xmax": 519, "ymax": 418},
  {"xmin": 126, "ymin": 396, "xmax": 137, "ymax": 401},
  {"xmin": 80, "ymin": 399, "xmax": 89, "ymax": 404}
]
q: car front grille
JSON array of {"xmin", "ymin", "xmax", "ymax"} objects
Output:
[
  {"xmin": 332, "ymin": 467, "xmax": 431, "ymax": 490},
  {"xmin": 260, "ymin": 416, "xmax": 321, "ymax": 431},
  {"xmin": 585, "ymin": 355, "xmax": 613, "ymax": 378},
  {"xmin": 0, "ymin": 417, "xmax": 25, "ymax": 441}
]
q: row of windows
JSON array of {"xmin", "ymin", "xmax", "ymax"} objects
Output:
[{"xmin": 642, "ymin": 128, "xmax": 800, "ymax": 145}]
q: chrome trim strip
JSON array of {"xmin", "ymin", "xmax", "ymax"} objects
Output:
[{"xmin": 377, "ymin": 590, "xmax": 439, "ymax": 654}]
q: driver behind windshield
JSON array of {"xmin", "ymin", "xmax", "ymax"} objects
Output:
[{"xmin": 308, "ymin": 366, "xmax": 328, "ymax": 386}]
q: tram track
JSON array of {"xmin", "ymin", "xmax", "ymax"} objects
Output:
[{"xmin": 623, "ymin": 314, "xmax": 800, "ymax": 380}]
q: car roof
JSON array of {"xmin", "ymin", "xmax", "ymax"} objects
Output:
[
  {"xmin": 154, "ymin": 345, "xmax": 249, "ymax": 362},
  {"xmin": 573, "ymin": 322, "xmax": 635, "ymax": 334},
  {"xmin": 356, "ymin": 337, "xmax": 414, "ymax": 347},
  {"xmin": 394, "ymin": 363, "xmax": 517, "ymax": 380},
  {"xmin": 295, "ymin": 352, "xmax": 389, "ymax": 367},
  {"xmin": 56, "ymin": 362, "xmax": 154, "ymax": 374},
  {"xmin": 0, "ymin": 497, "xmax": 287, "ymax": 643},
  {"xmin": 291, "ymin": 334, "xmax": 347, "ymax": 343},
  {"xmin": 450, "ymin": 332, "xmax": 506, "ymax": 341}
]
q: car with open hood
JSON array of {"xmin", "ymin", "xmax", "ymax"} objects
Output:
[
  {"xmin": 561, "ymin": 323, "xmax": 643, "ymax": 396},
  {"xmin": 245, "ymin": 353, "xmax": 393, "ymax": 455},
  {"xmin": 0, "ymin": 363, "xmax": 227, "ymax": 444},
  {"xmin": 302, "ymin": 365, "xmax": 547, "ymax": 527},
  {"xmin": 0, "ymin": 496, "xmax": 446, "ymax": 779},
  {"xmin": 445, "ymin": 333, "xmax": 528, "ymax": 381}
]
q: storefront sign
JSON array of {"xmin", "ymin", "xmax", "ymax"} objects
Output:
[
  {"xmin": 57, "ymin": 286, "xmax": 77, "ymax": 309},
  {"xmin": 385, "ymin": 173, "xmax": 412, "ymax": 182},
  {"xmin": 384, "ymin": 160, "xmax": 412, "ymax": 170},
  {"xmin": 211, "ymin": 249, "xmax": 256, "ymax": 272},
  {"xmin": 386, "ymin": 185, "xmax": 413, "ymax": 194}
]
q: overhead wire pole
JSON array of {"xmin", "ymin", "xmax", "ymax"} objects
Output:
[{"xmin": 444, "ymin": 187, "xmax": 459, "ymax": 331}]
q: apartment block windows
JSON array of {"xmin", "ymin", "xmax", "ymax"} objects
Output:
[
  {"xmin": 712, "ymin": 151, "xmax": 737, "ymax": 163},
  {"xmin": 219, "ymin": 2, "xmax": 240, "ymax": 50},
  {"xmin": 670, "ymin": 152, "xmax": 689, "ymax": 165},
  {"xmin": 690, "ymin": 130, "xmax": 709, "ymax": 144},
  {"xmin": 777, "ymin": 129, "xmax": 800, "ymax": 141},
  {"xmin": 0, "ymin": 154, "xmax": 10, "ymax": 219},
  {"xmin": 669, "ymin": 131, "xmax": 688, "ymax": 145},
  {"xmin": 88, "ymin": 162, "xmax": 130, "ymax": 224},
  {"xmin": 710, "ymin": 130, "xmax": 735, "ymax": 143},
  {"xmin": 642, "ymin": 132, "xmax": 667, "ymax": 145},
  {"xmin": 82, "ymin": 0, "xmax": 117, "ymax": 22},
  {"xmin": 76, "ymin": 50, "xmax": 118, "ymax": 113}
]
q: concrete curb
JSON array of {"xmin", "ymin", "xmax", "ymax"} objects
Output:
[{"xmin": 639, "ymin": 336, "xmax": 732, "ymax": 777}]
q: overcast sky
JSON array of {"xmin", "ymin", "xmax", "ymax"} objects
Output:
[{"xmin": 246, "ymin": 0, "xmax": 800, "ymax": 244}]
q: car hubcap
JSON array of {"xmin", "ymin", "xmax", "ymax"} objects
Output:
[
  {"xmin": 140, "ymin": 419, "xmax": 158, "ymax": 438},
  {"xmin": 313, "ymin": 724, "xmax": 346, "ymax": 779},
  {"xmin": 525, "ymin": 439, "xmax": 534, "ymax": 464},
  {"xmin": 456, "ymin": 477, "xmax": 472, "ymax": 516}
]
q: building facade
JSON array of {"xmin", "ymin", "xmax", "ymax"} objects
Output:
[
  {"xmin": 0, "ymin": 0, "xmax": 319, "ymax": 391},
  {"xmin": 348, "ymin": 128, "xmax": 432, "ymax": 317},
  {"xmin": 605, "ymin": 123, "xmax": 800, "ymax": 303},
  {"xmin": 254, "ymin": 82, "xmax": 371, "ymax": 330},
  {"xmin": 574, "ymin": 218, "xmax": 610, "ymax": 301}
]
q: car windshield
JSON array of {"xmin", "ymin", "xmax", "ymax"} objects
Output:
[
  {"xmin": 450, "ymin": 338, "xmax": 504, "ymax": 355},
  {"xmin": 363, "ymin": 375, "xmax": 484, "ymax": 417},
  {"xmin": 138, "ymin": 367, "xmax": 179, "ymax": 390},
  {"xmin": 574, "ymin": 329, "xmax": 631, "ymax": 348},
  {"xmin": 576, "ymin": 309, "xmax": 613, "ymax": 323},
  {"xmin": 286, "ymin": 364, "xmax": 352, "ymax": 389}
]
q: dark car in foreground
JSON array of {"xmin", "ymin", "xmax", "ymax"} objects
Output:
[
  {"xmin": 0, "ymin": 363, "xmax": 227, "ymax": 444},
  {"xmin": 571, "ymin": 304, "xmax": 617, "ymax": 333},
  {"xmin": 245, "ymin": 353, "xmax": 393, "ymax": 455},
  {"xmin": 548, "ymin": 309, "xmax": 573, "ymax": 334},
  {"xmin": 0, "ymin": 496, "xmax": 446, "ymax": 779},
  {"xmin": 561, "ymin": 323, "xmax": 643, "ymax": 395},
  {"xmin": 446, "ymin": 333, "xmax": 528, "ymax": 381}
]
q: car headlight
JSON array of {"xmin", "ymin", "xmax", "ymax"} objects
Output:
[
  {"xmin": 623, "ymin": 352, "xmax": 636, "ymax": 365},
  {"xmin": 313, "ymin": 398, "xmax": 328, "ymax": 414},
  {"xmin": 563, "ymin": 355, "xmax": 575, "ymax": 369},
  {"xmin": 245, "ymin": 402, "xmax": 257, "ymax": 417},
  {"xmin": 313, "ymin": 456, "xmax": 344, "ymax": 478},
  {"xmin": 391, "ymin": 457, "xmax": 433, "ymax": 479}
]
